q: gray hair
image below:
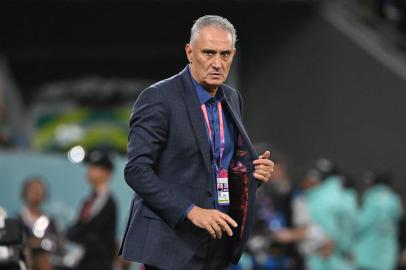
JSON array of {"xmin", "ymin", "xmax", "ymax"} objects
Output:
[{"xmin": 190, "ymin": 15, "xmax": 237, "ymax": 46}]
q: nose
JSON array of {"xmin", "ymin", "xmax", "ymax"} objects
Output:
[{"xmin": 212, "ymin": 54, "xmax": 221, "ymax": 69}]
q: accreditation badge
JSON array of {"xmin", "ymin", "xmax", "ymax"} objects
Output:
[{"xmin": 217, "ymin": 168, "xmax": 230, "ymax": 206}]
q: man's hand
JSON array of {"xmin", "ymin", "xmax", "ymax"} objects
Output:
[
  {"xmin": 273, "ymin": 227, "xmax": 308, "ymax": 243},
  {"xmin": 187, "ymin": 206, "xmax": 238, "ymax": 239},
  {"xmin": 319, "ymin": 240, "xmax": 335, "ymax": 258},
  {"xmin": 253, "ymin": 151, "xmax": 274, "ymax": 183}
]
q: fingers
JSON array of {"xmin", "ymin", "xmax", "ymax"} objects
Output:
[
  {"xmin": 255, "ymin": 164, "xmax": 271, "ymax": 171},
  {"xmin": 217, "ymin": 213, "xmax": 238, "ymax": 237},
  {"xmin": 190, "ymin": 207, "xmax": 239, "ymax": 239},
  {"xmin": 253, "ymin": 172, "xmax": 268, "ymax": 182},
  {"xmin": 217, "ymin": 219, "xmax": 233, "ymax": 237},
  {"xmin": 253, "ymin": 158, "xmax": 274, "ymax": 166},
  {"xmin": 206, "ymin": 212, "xmax": 238, "ymax": 239},
  {"xmin": 261, "ymin": 150, "xmax": 271, "ymax": 159},
  {"xmin": 253, "ymin": 150, "xmax": 274, "ymax": 182},
  {"xmin": 253, "ymin": 160, "xmax": 274, "ymax": 181},
  {"xmin": 219, "ymin": 213, "xmax": 238, "ymax": 228},
  {"xmin": 211, "ymin": 220, "xmax": 222, "ymax": 239},
  {"xmin": 205, "ymin": 223, "xmax": 216, "ymax": 239},
  {"xmin": 255, "ymin": 167, "xmax": 271, "ymax": 178},
  {"xmin": 253, "ymin": 153, "xmax": 274, "ymax": 183}
]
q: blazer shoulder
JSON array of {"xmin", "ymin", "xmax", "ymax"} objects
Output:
[
  {"xmin": 222, "ymin": 83, "xmax": 244, "ymax": 115},
  {"xmin": 222, "ymin": 83, "xmax": 240, "ymax": 98},
  {"xmin": 137, "ymin": 73, "xmax": 182, "ymax": 101}
]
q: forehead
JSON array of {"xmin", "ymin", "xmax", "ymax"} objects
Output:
[
  {"xmin": 194, "ymin": 26, "xmax": 233, "ymax": 49},
  {"xmin": 26, "ymin": 180, "xmax": 45, "ymax": 190}
]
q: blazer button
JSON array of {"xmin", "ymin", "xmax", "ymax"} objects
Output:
[{"xmin": 206, "ymin": 191, "xmax": 212, "ymax": 198}]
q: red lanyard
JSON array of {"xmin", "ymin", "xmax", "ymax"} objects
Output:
[{"xmin": 201, "ymin": 101, "xmax": 225, "ymax": 170}]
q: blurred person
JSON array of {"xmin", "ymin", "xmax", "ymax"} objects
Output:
[
  {"xmin": 276, "ymin": 159, "xmax": 354, "ymax": 270},
  {"xmin": 119, "ymin": 15, "xmax": 274, "ymax": 270},
  {"xmin": 67, "ymin": 150, "xmax": 117, "ymax": 270},
  {"xmin": 304, "ymin": 159, "xmax": 355, "ymax": 270},
  {"xmin": 18, "ymin": 177, "xmax": 63, "ymax": 270},
  {"xmin": 355, "ymin": 170, "xmax": 402, "ymax": 270},
  {"xmin": 248, "ymin": 149, "xmax": 303, "ymax": 269},
  {"xmin": 272, "ymin": 166, "xmax": 331, "ymax": 268}
]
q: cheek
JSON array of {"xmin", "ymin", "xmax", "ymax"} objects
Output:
[
  {"xmin": 198, "ymin": 60, "xmax": 209, "ymax": 71},
  {"xmin": 223, "ymin": 61, "xmax": 232, "ymax": 70}
]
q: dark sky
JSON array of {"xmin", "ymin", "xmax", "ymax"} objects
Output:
[{"xmin": 0, "ymin": 1, "xmax": 317, "ymax": 104}]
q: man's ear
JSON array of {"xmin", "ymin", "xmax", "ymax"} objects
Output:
[{"xmin": 185, "ymin": 44, "xmax": 193, "ymax": 63}]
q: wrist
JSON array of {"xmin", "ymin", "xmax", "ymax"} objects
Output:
[{"xmin": 186, "ymin": 205, "xmax": 198, "ymax": 220}]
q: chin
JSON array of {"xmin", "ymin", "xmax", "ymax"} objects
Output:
[{"xmin": 205, "ymin": 79, "xmax": 225, "ymax": 86}]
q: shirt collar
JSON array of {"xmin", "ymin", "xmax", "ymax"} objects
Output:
[
  {"xmin": 188, "ymin": 65, "xmax": 224, "ymax": 105},
  {"xmin": 94, "ymin": 182, "xmax": 110, "ymax": 197}
]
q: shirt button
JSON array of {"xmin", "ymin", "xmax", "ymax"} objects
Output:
[{"xmin": 206, "ymin": 191, "xmax": 212, "ymax": 198}]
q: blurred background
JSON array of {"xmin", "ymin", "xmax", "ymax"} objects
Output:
[{"xmin": 1, "ymin": 0, "xmax": 406, "ymax": 269}]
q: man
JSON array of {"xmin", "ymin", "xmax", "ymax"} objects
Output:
[
  {"xmin": 67, "ymin": 150, "xmax": 117, "ymax": 270},
  {"xmin": 18, "ymin": 177, "xmax": 62, "ymax": 270},
  {"xmin": 304, "ymin": 159, "xmax": 354, "ymax": 270},
  {"xmin": 119, "ymin": 15, "xmax": 274, "ymax": 270},
  {"xmin": 355, "ymin": 170, "xmax": 402, "ymax": 270}
]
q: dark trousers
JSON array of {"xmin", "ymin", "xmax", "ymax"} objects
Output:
[{"xmin": 145, "ymin": 235, "xmax": 233, "ymax": 270}]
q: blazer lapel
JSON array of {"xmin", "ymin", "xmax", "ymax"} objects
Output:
[
  {"xmin": 222, "ymin": 90, "xmax": 258, "ymax": 162},
  {"xmin": 179, "ymin": 67, "xmax": 212, "ymax": 175}
]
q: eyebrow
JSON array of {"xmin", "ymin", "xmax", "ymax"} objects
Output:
[
  {"xmin": 202, "ymin": 49, "xmax": 216, "ymax": 54},
  {"xmin": 201, "ymin": 48, "xmax": 232, "ymax": 54}
]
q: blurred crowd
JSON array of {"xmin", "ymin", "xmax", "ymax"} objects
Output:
[
  {"xmin": 242, "ymin": 148, "xmax": 405, "ymax": 270},
  {"xmin": 1, "ymin": 147, "xmax": 405, "ymax": 270},
  {"xmin": 0, "ymin": 150, "xmax": 131, "ymax": 270}
]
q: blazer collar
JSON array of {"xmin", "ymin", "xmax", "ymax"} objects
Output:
[
  {"xmin": 179, "ymin": 66, "xmax": 212, "ymax": 174},
  {"xmin": 178, "ymin": 66, "xmax": 257, "ymax": 171}
]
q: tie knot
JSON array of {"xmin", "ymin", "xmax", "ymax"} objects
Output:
[{"xmin": 207, "ymin": 97, "xmax": 216, "ymax": 105}]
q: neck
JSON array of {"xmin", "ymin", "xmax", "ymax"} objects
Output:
[
  {"xmin": 94, "ymin": 181, "xmax": 109, "ymax": 195},
  {"xmin": 207, "ymin": 87, "xmax": 217, "ymax": 97},
  {"xmin": 189, "ymin": 64, "xmax": 218, "ymax": 97},
  {"xmin": 26, "ymin": 204, "xmax": 41, "ymax": 216}
]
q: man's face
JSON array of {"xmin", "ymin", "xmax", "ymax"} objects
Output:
[
  {"xmin": 25, "ymin": 181, "xmax": 46, "ymax": 206},
  {"xmin": 186, "ymin": 26, "xmax": 236, "ymax": 90},
  {"xmin": 86, "ymin": 165, "xmax": 110, "ymax": 187}
]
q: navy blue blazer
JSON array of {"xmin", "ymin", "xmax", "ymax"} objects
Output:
[{"xmin": 119, "ymin": 66, "xmax": 259, "ymax": 269}]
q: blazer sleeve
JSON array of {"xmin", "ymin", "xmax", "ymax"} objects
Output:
[{"xmin": 124, "ymin": 86, "xmax": 193, "ymax": 229}]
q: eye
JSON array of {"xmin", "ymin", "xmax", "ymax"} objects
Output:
[
  {"xmin": 202, "ymin": 49, "xmax": 216, "ymax": 57},
  {"xmin": 221, "ymin": 51, "xmax": 231, "ymax": 59}
]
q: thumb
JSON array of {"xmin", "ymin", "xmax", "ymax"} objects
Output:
[{"xmin": 259, "ymin": 150, "xmax": 271, "ymax": 159}]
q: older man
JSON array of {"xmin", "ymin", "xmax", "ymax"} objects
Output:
[{"xmin": 119, "ymin": 15, "xmax": 274, "ymax": 270}]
